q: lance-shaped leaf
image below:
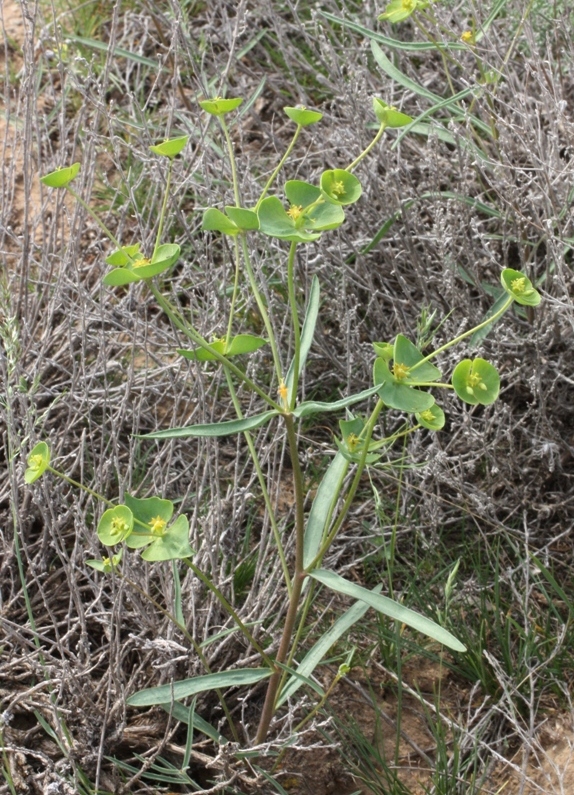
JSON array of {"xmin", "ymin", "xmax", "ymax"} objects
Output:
[
  {"xmin": 286, "ymin": 275, "xmax": 320, "ymax": 392},
  {"xmin": 178, "ymin": 334, "xmax": 267, "ymax": 362},
  {"xmin": 373, "ymin": 98, "xmax": 413, "ymax": 127},
  {"xmin": 142, "ymin": 411, "xmax": 279, "ymax": 439},
  {"xmin": 320, "ymin": 169, "xmax": 362, "ymax": 206},
  {"xmin": 292, "ymin": 385, "xmax": 381, "ymax": 418},
  {"xmin": 310, "ymin": 569, "xmax": 466, "ymax": 652},
  {"xmin": 500, "ymin": 268, "xmax": 541, "ymax": 306},
  {"xmin": 25, "ymin": 442, "xmax": 50, "ymax": 484},
  {"xmin": 40, "ymin": 162, "xmax": 80, "ymax": 188},
  {"xmin": 97, "ymin": 505, "xmax": 134, "ymax": 546},
  {"xmin": 149, "ymin": 135, "xmax": 189, "ymax": 158},
  {"xmin": 284, "ymin": 106, "xmax": 323, "ymax": 126},
  {"xmin": 127, "ymin": 668, "xmax": 272, "ymax": 707},
  {"xmin": 304, "ymin": 451, "xmax": 349, "ymax": 568},
  {"xmin": 103, "ymin": 244, "xmax": 180, "ymax": 285},
  {"xmin": 452, "ymin": 358, "xmax": 500, "ymax": 406}
]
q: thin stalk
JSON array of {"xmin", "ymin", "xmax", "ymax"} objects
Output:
[
  {"xmin": 286, "ymin": 241, "xmax": 300, "ymax": 409},
  {"xmin": 224, "ymin": 369, "xmax": 291, "ymax": 594},
  {"xmin": 181, "ymin": 558, "xmax": 273, "ymax": 667},
  {"xmin": 255, "ymin": 125, "xmax": 302, "ymax": 211},
  {"xmin": 148, "ymin": 283, "xmax": 282, "ymax": 412},
  {"xmin": 239, "ymin": 236, "xmax": 283, "ymax": 383},
  {"xmin": 47, "ymin": 466, "xmax": 114, "ymax": 506},
  {"xmin": 152, "ymin": 158, "xmax": 173, "ymax": 258},
  {"xmin": 275, "ymin": 578, "xmax": 317, "ymax": 704},
  {"xmin": 412, "ymin": 295, "xmax": 514, "ymax": 371},
  {"xmin": 308, "ymin": 399, "xmax": 385, "ymax": 570},
  {"xmin": 66, "ymin": 187, "xmax": 123, "ymax": 249},
  {"xmin": 225, "ymin": 237, "xmax": 242, "ymax": 346},
  {"xmin": 346, "ymin": 122, "xmax": 387, "ymax": 173},
  {"xmin": 255, "ymin": 413, "xmax": 306, "ymax": 744},
  {"xmin": 219, "ymin": 116, "xmax": 241, "ymax": 208}
]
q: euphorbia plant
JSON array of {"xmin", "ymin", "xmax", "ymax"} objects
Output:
[{"xmin": 33, "ymin": 95, "xmax": 541, "ymax": 748}]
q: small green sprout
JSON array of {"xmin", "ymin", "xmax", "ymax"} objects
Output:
[
  {"xmin": 283, "ymin": 106, "xmax": 323, "ymax": 126},
  {"xmin": 24, "ymin": 442, "xmax": 50, "ymax": 484},
  {"xmin": 40, "ymin": 163, "xmax": 80, "ymax": 188},
  {"xmin": 373, "ymin": 98, "xmax": 413, "ymax": 128},
  {"xmin": 86, "ymin": 551, "xmax": 122, "ymax": 573}
]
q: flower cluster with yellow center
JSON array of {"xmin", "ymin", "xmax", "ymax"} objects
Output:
[
  {"xmin": 287, "ymin": 204, "xmax": 304, "ymax": 221},
  {"xmin": 511, "ymin": 277, "xmax": 526, "ymax": 294},
  {"xmin": 111, "ymin": 517, "xmax": 130, "ymax": 537},
  {"xmin": 346, "ymin": 433, "xmax": 360, "ymax": 452},
  {"xmin": 419, "ymin": 409, "xmax": 435, "ymax": 423},
  {"xmin": 331, "ymin": 180, "xmax": 346, "ymax": 197},
  {"xmin": 277, "ymin": 381, "xmax": 289, "ymax": 410},
  {"xmin": 461, "ymin": 30, "xmax": 475, "ymax": 44},
  {"xmin": 150, "ymin": 516, "xmax": 167, "ymax": 536},
  {"xmin": 28, "ymin": 454, "xmax": 43, "ymax": 471},
  {"xmin": 132, "ymin": 257, "xmax": 151, "ymax": 269},
  {"xmin": 392, "ymin": 361, "xmax": 410, "ymax": 380}
]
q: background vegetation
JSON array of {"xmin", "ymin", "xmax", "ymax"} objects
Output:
[{"xmin": 1, "ymin": 0, "xmax": 573, "ymax": 792}]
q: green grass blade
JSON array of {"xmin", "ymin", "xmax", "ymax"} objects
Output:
[
  {"xmin": 310, "ymin": 569, "xmax": 466, "ymax": 652},
  {"xmin": 65, "ymin": 35, "xmax": 161, "ymax": 69},
  {"xmin": 127, "ymin": 668, "xmax": 272, "ymax": 707}
]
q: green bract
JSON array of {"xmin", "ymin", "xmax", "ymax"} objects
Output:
[
  {"xmin": 24, "ymin": 442, "xmax": 50, "ymax": 484},
  {"xmin": 97, "ymin": 505, "xmax": 134, "ymax": 546},
  {"xmin": 452, "ymin": 358, "xmax": 500, "ymax": 405},
  {"xmin": 373, "ymin": 98, "xmax": 413, "ymax": 128},
  {"xmin": 86, "ymin": 551, "xmax": 122, "ymax": 573},
  {"xmin": 415, "ymin": 404, "xmax": 446, "ymax": 431},
  {"xmin": 178, "ymin": 334, "xmax": 267, "ymax": 362},
  {"xmin": 103, "ymin": 243, "xmax": 180, "ymax": 285},
  {"xmin": 257, "ymin": 188, "xmax": 344, "ymax": 243},
  {"xmin": 378, "ymin": 0, "xmax": 429, "ymax": 23},
  {"xmin": 40, "ymin": 163, "xmax": 80, "ymax": 188},
  {"xmin": 501, "ymin": 268, "xmax": 541, "ymax": 306},
  {"xmin": 336, "ymin": 417, "xmax": 380, "ymax": 464},
  {"xmin": 123, "ymin": 494, "xmax": 193, "ymax": 560},
  {"xmin": 202, "ymin": 207, "xmax": 259, "ymax": 236},
  {"xmin": 199, "ymin": 97, "xmax": 243, "ymax": 116},
  {"xmin": 283, "ymin": 106, "xmax": 323, "ymax": 126},
  {"xmin": 373, "ymin": 335, "xmax": 441, "ymax": 413},
  {"xmin": 149, "ymin": 135, "xmax": 189, "ymax": 158},
  {"xmin": 372, "ymin": 341, "xmax": 394, "ymax": 362},
  {"xmin": 320, "ymin": 169, "xmax": 362, "ymax": 206}
]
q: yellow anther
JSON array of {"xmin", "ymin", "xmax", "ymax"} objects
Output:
[
  {"xmin": 287, "ymin": 204, "xmax": 304, "ymax": 221},
  {"xmin": 420, "ymin": 409, "xmax": 435, "ymax": 422},
  {"xmin": 392, "ymin": 361, "xmax": 410, "ymax": 380}
]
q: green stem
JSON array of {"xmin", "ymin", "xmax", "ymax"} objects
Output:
[
  {"xmin": 412, "ymin": 295, "xmax": 514, "ymax": 370},
  {"xmin": 286, "ymin": 241, "xmax": 300, "ymax": 409},
  {"xmin": 148, "ymin": 283, "xmax": 282, "ymax": 412},
  {"xmin": 47, "ymin": 466, "xmax": 114, "ymax": 506},
  {"xmin": 239, "ymin": 236, "xmax": 283, "ymax": 384},
  {"xmin": 225, "ymin": 237, "xmax": 242, "ymax": 346},
  {"xmin": 219, "ymin": 116, "xmax": 241, "ymax": 208},
  {"xmin": 224, "ymin": 369, "xmax": 291, "ymax": 594},
  {"xmin": 66, "ymin": 187, "xmax": 123, "ymax": 249},
  {"xmin": 181, "ymin": 558, "xmax": 273, "ymax": 667},
  {"xmin": 346, "ymin": 122, "xmax": 387, "ymax": 173},
  {"xmin": 152, "ymin": 158, "xmax": 173, "ymax": 258},
  {"xmin": 255, "ymin": 413, "xmax": 306, "ymax": 744},
  {"xmin": 255, "ymin": 125, "xmax": 302, "ymax": 211}
]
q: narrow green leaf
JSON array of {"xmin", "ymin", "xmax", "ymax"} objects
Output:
[
  {"xmin": 304, "ymin": 452, "xmax": 349, "ymax": 568},
  {"xmin": 127, "ymin": 668, "xmax": 272, "ymax": 707},
  {"xmin": 163, "ymin": 702, "xmax": 226, "ymax": 743},
  {"xmin": 470, "ymin": 291, "xmax": 512, "ymax": 347},
  {"xmin": 65, "ymin": 34, "xmax": 161, "ymax": 68},
  {"xmin": 142, "ymin": 411, "xmax": 278, "ymax": 439},
  {"xmin": 292, "ymin": 385, "xmax": 380, "ymax": 418},
  {"xmin": 286, "ymin": 275, "xmax": 320, "ymax": 392},
  {"xmin": 278, "ymin": 586, "xmax": 381, "ymax": 705},
  {"xmin": 309, "ymin": 569, "xmax": 466, "ymax": 652}
]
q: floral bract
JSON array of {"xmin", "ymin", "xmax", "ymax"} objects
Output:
[
  {"xmin": 25, "ymin": 442, "xmax": 50, "ymax": 484},
  {"xmin": 378, "ymin": 0, "xmax": 429, "ymax": 23},
  {"xmin": 283, "ymin": 106, "xmax": 323, "ymax": 126},
  {"xmin": 501, "ymin": 268, "xmax": 541, "ymax": 306},
  {"xmin": 40, "ymin": 163, "xmax": 81, "ymax": 188},
  {"xmin": 373, "ymin": 98, "xmax": 413, "ymax": 128},
  {"xmin": 97, "ymin": 505, "xmax": 134, "ymax": 546},
  {"xmin": 452, "ymin": 358, "xmax": 500, "ymax": 405},
  {"xmin": 178, "ymin": 334, "xmax": 267, "ymax": 362},
  {"xmin": 258, "ymin": 182, "xmax": 344, "ymax": 243},
  {"xmin": 87, "ymin": 551, "xmax": 122, "ymax": 573},
  {"xmin": 199, "ymin": 97, "xmax": 243, "ymax": 116},
  {"xmin": 149, "ymin": 135, "xmax": 189, "ymax": 158},
  {"xmin": 416, "ymin": 404, "xmax": 445, "ymax": 431},
  {"xmin": 373, "ymin": 335, "xmax": 440, "ymax": 413},
  {"xmin": 320, "ymin": 169, "xmax": 362, "ymax": 206},
  {"xmin": 103, "ymin": 244, "xmax": 180, "ymax": 285}
]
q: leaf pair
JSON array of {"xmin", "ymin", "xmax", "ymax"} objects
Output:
[
  {"xmin": 103, "ymin": 243, "xmax": 181, "ymax": 285},
  {"xmin": 374, "ymin": 334, "xmax": 440, "ymax": 413}
]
